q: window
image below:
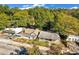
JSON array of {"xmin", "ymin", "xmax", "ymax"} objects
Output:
[
  {"xmin": 72, "ymin": 38, "xmax": 75, "ymax": 41},
  {"xmin": 68, "ymin": 38, "xmax": 71, "ymax": 41}
]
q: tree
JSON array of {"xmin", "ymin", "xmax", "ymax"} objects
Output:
[
  {"xmin": 0, "ymin": 5, "xmax": 79, "ymax": 35},
  {"xmin": 0, "ymin": 13, "xmax": 10, "ymax": 29},
  {"xmin": 42, "ymin": 20, "xmax": 54, "ymax": 31}
]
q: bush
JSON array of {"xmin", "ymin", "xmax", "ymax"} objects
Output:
[
  {"xmin": 48, "ymin": 43, "xmax": 62, "ymax": 55},
  {"xmin": 14, "ymin": 38, "xmax": 49, "ymax": 47},
  {"xmin": 27, "ymin": 45, "xmax": 41, "ymax": 55}
]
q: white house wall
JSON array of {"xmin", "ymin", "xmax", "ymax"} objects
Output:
[{"xmin": 66, "ymin": 35, "xmax": 79, "ymax": 42}]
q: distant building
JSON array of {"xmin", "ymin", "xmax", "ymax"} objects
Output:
[
  {"xmin": 17, "ymin": 28, "xmax": 40, "ymax": 39},
  {"xmin": 3, "ymin": 28, "xmax": 60, "ymax": 41},
  {"xmin": 14, "ymin": 34, "xmax": 34, "ymax": 39},
  {"xmin": 4, "ymin": 28, "xmax": 25, "ymax": 34},
  {"xmin": 66, "ymin": 35, "xmax": 79, "ymax": 42},
  {"xmin": 38, "ymin": 31, "xmax": 60, "ymax": 41}
]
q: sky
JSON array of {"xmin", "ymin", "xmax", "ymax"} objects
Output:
[{"xmin": 6, "ymin": 4, "xmax": 79, "ymax": 9}]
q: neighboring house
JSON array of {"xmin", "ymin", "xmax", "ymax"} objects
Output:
[
  {"xmin": 2, "ymin": 28, "xmax": 25, "ymax": 39},
  {"xmin": 38, "ymin": 31, "xmax": 60, "ymax": 41},
  {"xmin": 14, "ymin": 34, "xmax": 34, "ymax": 39},
  {"xmin": 66, "ymin": 35, "xmax": 79, "ymax": 42},
  {"xmin": 17, "ymin": 29, "xmax": 40, "ymax": 39},
  {"xmin": 3, "ymin": 28, "xmax": 40, "ymax": 40},
  {"xmin": 4, "ymin": 28, "xmax": 24, "ymax": 34},
  {"xmin": 3, "ymin": 28, "xmax": 61, "ymax": 41}
]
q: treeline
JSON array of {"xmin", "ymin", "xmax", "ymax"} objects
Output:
[{"xmin": 0, "ymin": 5, "xmax": 79, "ymax": 35}]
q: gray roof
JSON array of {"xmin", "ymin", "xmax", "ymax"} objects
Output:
[{"xmin": 38, "ymin": 31, "xmax": 60, "ymax": 40}]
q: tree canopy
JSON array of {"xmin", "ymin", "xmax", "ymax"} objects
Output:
[{"xmin": 0, "ymin": 5, "xmax": 79, "ymax": 35}]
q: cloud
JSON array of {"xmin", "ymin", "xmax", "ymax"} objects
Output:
[
  {"xmin": 20, "ymin": 4, "xmax": 46, "ymax": 9},
  {"xmin": 20, "ymin": 4, "xmax": 32, "ymax": 9},
  {"xmin": 70, "ymin": 6, "xmax": 79, "ymax": 9},
  {"xmin": 33, "ymin": 4, "xmax": 45, "ymax": 7},
  {"xmin": 22, "ymin": 5, "xmax": 30, "ymax": 8}
]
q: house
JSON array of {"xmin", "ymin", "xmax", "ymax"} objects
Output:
[
  {"xmin": 66, "ymin": 35, "xmax": 79, "ymax": 42},
  {"xmin": 14, "ymin": 34, "xmax": 34, "ymax": 39},
  {"xmin": 2, "ymin": 28, "xmax": 40, "ymax": 40},
  {"xmin": 2, "ymin": 28, "xmax": 25, "ymax": 39},
  {"xmin": 16, "ymin": 28, "xmax": 40, "ymax": 39},
  {"xmin": 3, "ymin": 28, "xmax": 60, "ymax": 41},
  {"xmin": 38, "ymin": 31, "xmax": 60, "ymax": 41},
  {"xmin": 3, "ymin": 28, "xmax": 25, "ymax": 34}
]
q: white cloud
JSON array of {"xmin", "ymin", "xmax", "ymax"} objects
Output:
[
  {"xmin": 20, "ymin": 4, "xmax": 45, "ymax": 9},
  {"xmin": 22, "ymin": 5, "xmax": 30, "ymax": 8},
  {"xmin": 33, "ymin": 4, "xmax": 45, "ymax": 7},
  {"xmin": 70, "ymin": 6, "xmax": 79, "ymax": 9}
]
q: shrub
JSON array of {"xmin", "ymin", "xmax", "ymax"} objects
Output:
[
  {"xmin": 27, "ymin": 45, "xmax": 41, "ymax": 55},
  {"xmin": 14, "ymin": 38, "xmax": 49, "ymax": 47},
  {"xmin": 48, "ymin": 43, "xmax": 62, "ymax": 55}
]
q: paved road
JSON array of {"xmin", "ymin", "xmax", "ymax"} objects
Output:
[
  {"xmin": 0, "ymin": 38, "xmax": 32, "ymax": 55},
  {"xmin": 0, "ymin": 42, "xmax": 20, "ymax": 55},
  {"xmin": 0, "ymin": 38, "xmax": 50, "ymax": 54},
  {"xmin": 0, "ymin": 38, "xmax": 33, "ymax": 48}
]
